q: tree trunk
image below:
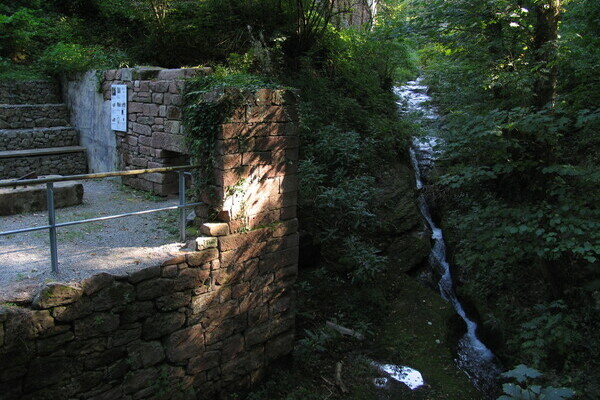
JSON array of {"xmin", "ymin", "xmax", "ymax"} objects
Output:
[{"xmin": 533, "ymin": 0, "xmax": 561, "ymax": 108}]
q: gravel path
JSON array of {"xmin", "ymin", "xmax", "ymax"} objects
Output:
[{"xmin": 0, "ymin": 179, "xmax": 191, "ymax": 303}]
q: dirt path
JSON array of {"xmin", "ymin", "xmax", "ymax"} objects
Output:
[{"xmin": 0, "ymin": 178, "xmax": 191, "ymax": 303}]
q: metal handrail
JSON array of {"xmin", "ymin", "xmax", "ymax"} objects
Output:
[
  {"xmin": 0, "ymin": 165, "xmax": 201, "ymax": 188},
  {"xmin": 0, "ymin": 165, "xmax": 203, "ymax": 274}
]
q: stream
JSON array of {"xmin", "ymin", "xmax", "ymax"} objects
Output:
[{"xmin": 395, "ymin": 78, "xmax": 503, "ymax": 395}]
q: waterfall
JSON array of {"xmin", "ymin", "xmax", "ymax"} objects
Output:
[{"xmin": 396, "ymin": 78, "xmax": 502, "ymax": 394}]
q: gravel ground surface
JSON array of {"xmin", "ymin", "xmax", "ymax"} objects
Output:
[{"xmin": 0, "ymin": 178, "xmax": 191, "ymax": 303}]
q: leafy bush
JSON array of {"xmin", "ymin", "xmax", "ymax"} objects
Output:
[
  {"xmin": 498, "ymin": 365, "xmax": 575, "ymax": 400},
  {"xmin": 37, "ymin": 42, "xmax": 129, "ymax": 76}
]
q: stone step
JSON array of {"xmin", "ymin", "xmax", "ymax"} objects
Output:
[
  {"xmin": 0, "ymin": 126, "xmax": 79, "ymax": 151},
  {"xmin": 0, "ymin": 176, "xmax": 84, "ymax": 216},
  {"xmin": 0, "ymin": 104, "xmax": 70, "ymax": 129},
  {"xmin": 0, "ymin": 80, "xmax": 61, "ymax": 104},
  {"xmin": 0, "ymin": 146, "xmax": 87, "ymax": 179}
]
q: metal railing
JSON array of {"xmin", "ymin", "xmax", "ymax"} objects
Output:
[{"xmin": 0, "ymin": 165, "xmax": 203, "ymax": 274}]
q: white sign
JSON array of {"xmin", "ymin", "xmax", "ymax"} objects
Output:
[{"xmin": 111, "ymin": 84, "xmax": 128, "ymax": 132}]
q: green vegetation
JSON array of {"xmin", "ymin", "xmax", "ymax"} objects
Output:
[
  {"xmin": 183, "ymin": 70, "xmax": 278, "ymax": 206},
  {"xmin": 405, "ymin": 0, "xmax": 600, "ymax": 398},
  {"xmin": 4, "ymin": 0, "xmax": 598, "ymax": 398},
  {"xmin": 498, "ymin": 365, "xmax": 575, "ymax": 400}
]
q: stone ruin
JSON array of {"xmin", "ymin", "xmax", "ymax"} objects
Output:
[{"xmin": 0, "ymin": 68, "xmax": 300, "ymax": 399}]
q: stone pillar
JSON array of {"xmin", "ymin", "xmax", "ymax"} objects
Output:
[{"xmin": 193, "ymin": 86, "xmax": 300, "ymax": 390}]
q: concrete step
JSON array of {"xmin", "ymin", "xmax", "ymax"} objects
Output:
[
  {"xmin": 0, "ymin": 80, "xmax": 61, "ymax": 104},
  {"xmin": 0, "ymin": 104, "xmax": 70, "ymax": 129},
  {"xmin": 0, "ymin": 146, "xmax": 87, "ymax": 179},
  {"xmin": 0, "ymin": 126, "xmax": 79, "ymax": 151}
]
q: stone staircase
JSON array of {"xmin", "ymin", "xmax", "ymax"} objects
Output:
[{"xmin": 0, "ymin": 80, "xmax": 87, "ymax": 179}]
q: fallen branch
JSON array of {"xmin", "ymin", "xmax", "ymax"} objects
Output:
[
  {"xmin": 335, "ymin": 362, "xmax": 349, "ymax": 393},
  {"xmin": 326, "ymin": 321, "xmax": 365, "ymax": 340}
]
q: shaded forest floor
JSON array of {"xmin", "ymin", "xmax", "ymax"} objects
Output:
[{"xmin": 240, "ymin": 265, "xmax": 483, "ymax": 400}]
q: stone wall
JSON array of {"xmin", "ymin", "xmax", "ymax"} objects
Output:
[
  {"xmin": 0, "ymin": 81, "xmax": 61, "ymax": 105},
  {"xmin": 0, "ymin": 151, "xmax": 87, "ymax": 179},
  {"xmin": 0, "ymin": 86, "xmax": 299, "ymax": 399},
  {"xmin": 0, "ymin": 127, "xmax": 78, "ymax": 151},
  {"xmin": 98, "ymin": 67, "xmax": 209, "ymax": 195},
  {"xmin": 0, "ymin": 104, "xmax": 69, "ymax": 130}
]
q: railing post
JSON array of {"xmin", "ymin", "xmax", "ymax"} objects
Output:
[
  {"xmin": 179, "ymin": 171, "xmax": 186, "ymax": 242},
  {"xmin": 46, "ymin": 182, "xmax": 59, "ymax": 274}
]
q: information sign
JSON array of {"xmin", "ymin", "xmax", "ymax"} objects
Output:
[{"xmin": 111, "ymin": 84, "xmax": 128, "ymax": 131}]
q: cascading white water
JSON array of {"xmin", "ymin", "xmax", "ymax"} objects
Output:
[{"xmin": 396, "ymin": 78, "xmax": 502, "ymax": 394}]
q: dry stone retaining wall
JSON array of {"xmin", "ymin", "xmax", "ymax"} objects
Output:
[
  {"xmin": 0, "ymin": 151, "xmax": 87, "ymax": 179},
  {"xmin": 0, "ymin": 81, "xmax": 61, "ymax": 105},
  {"xmin": 0, "ymin": 85, "xmax": 299, "ymax": 399},
  {"xmin": 0, "ymin": 104, "xmax": 69, "ymax": 130},
  {"xmin": 0, "ymin": 127, "xmax": 78, "ymax": 151}
]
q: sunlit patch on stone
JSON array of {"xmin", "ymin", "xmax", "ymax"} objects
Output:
[{"xmin": 372, "ymin": 362, "xmax": 424, "ymax": 390}]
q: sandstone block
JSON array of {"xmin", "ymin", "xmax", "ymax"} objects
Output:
[
  {"xmin": 186, "ymin": 248, "xmax": 219, "ymax": 267},
  {"xmin": 136, "ymin": 278, "xmax": 175, "ymax": 300},
  {"xmin": 23, "ymin": 356, "xmax": 74, "ymax": 392},
  {"xmin": 204, "ymin": 315, "xmax": 246, "ymax": 345},
  {"xmin": 120, "ymin": 301, "xmax": 155, "ymax": 325},
  {"xmin": 127, "ymin": 340, "xmax": 165, "ymax": 368},
  {"xmin": 247, "ymin": 106, "xmax": 293, "ymax": 123},
  {"xmin": 220, "ymin": 241, "xmax": 267, "ymax": 268},
  {"xmin": 259, "ymin": 247, "xmax": 299, "ymax": 273},
  {"xmin": 241, "ymin": 151, "xmax": 272, "ymax": 166},
  {"xmin": 219, "ymin": 123, "xmax": 247, "ymax": 140},
  {"xmin": 215, "ymin": 139, "xmax": 239, "ymax": 155},
  {"xmin": 166, "ymin": 325, "xmax": 204, "ymax": 363},
  {"xmin": 199, "ymin": 222, "xmax": 230, "ymax": 237},
  {"xmin": 173, "ymin": 268, "xmax": 210, "ymax": 291},
  {"xmin": 123, "ymin": 367, "xmax": 159, "ymax": 394},
  {"xmin": 196, "ymin": 236, "xmax": 218, "ymax": 251},
  {"xmin": 187, "ymin": 351, "xmax": 220, "ymax": 375},
  {"xmin": 142, "ymin": 312, "xmax": 185, "ymax": 340},
  {"xmin": 221, "ymin": 333, "xmax": 244, "ymax": 361},
  {"xmin": 161, "ymin": 264, "xmax": 178, "ymax": 278},
  {"xmin": 216, "ymin": 153, "xmax": 242, "ymax": 170},
  {"xmin": 221, "ymin": 347, "xmax": 264, "ymax": 381},
  {"xmin": 82, "ymin": 273, "xmax": 115, "ymax": 296},
  {"xmin": 162, "ymin": 254, "xmax": 186, "ymax": 267},
  {"xmin": 32, "ymin": 283, "xmax": 83, "ymax": 309},
  {"xmin": 217, "ymin": 228, "xmax": 270, "ymax": 252},
  {"xmin": 272, "ymin": 218, "xmax": 298, "ymax": 237},
  {"xmin": 74, "ymin": 312, "xmax": 119, "ymax": 338},
  {"xmin": 156, "ymin": 292, "xmax": 191, "ymax": 311},
  {"xmin": 245, "ymin": 313, "xmax": 294, "ymax": 347},
  {"xmin": 92, "ymin": 281, "xmax": 135, "ymax": 312},
  {"xmin": 128, "ymin": 265, "xmax": 161, "ymax": 284},
  {"xmin": 190, "ymin": 293, "xmax": 215, "ymax": 314},
  {"xmin": 84, "ymin": 347, "xmax": 127, "ymax": 370},
  {"xmin": 52, "ymin": 296, "xmax": 93, "ymax": 322},
  {"xmin": 266, "ymin": 331, "xmax": 294, "ymax": 361},
  {"xmin": 109, "ymin": 325, "xmax": 142, "ymax": 347}
]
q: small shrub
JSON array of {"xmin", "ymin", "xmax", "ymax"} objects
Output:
[
  {"xmin": 498, "ymin": 364, "xmax": 575, "ymax": 400},
  {"xmin": 37, "ymin": 42, "xmax": 128, "ymax": 76}
]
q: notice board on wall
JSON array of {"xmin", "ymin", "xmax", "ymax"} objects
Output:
[{"xmin": 111, "ymin": 84, "xmax": 127, "ymax": 132}]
